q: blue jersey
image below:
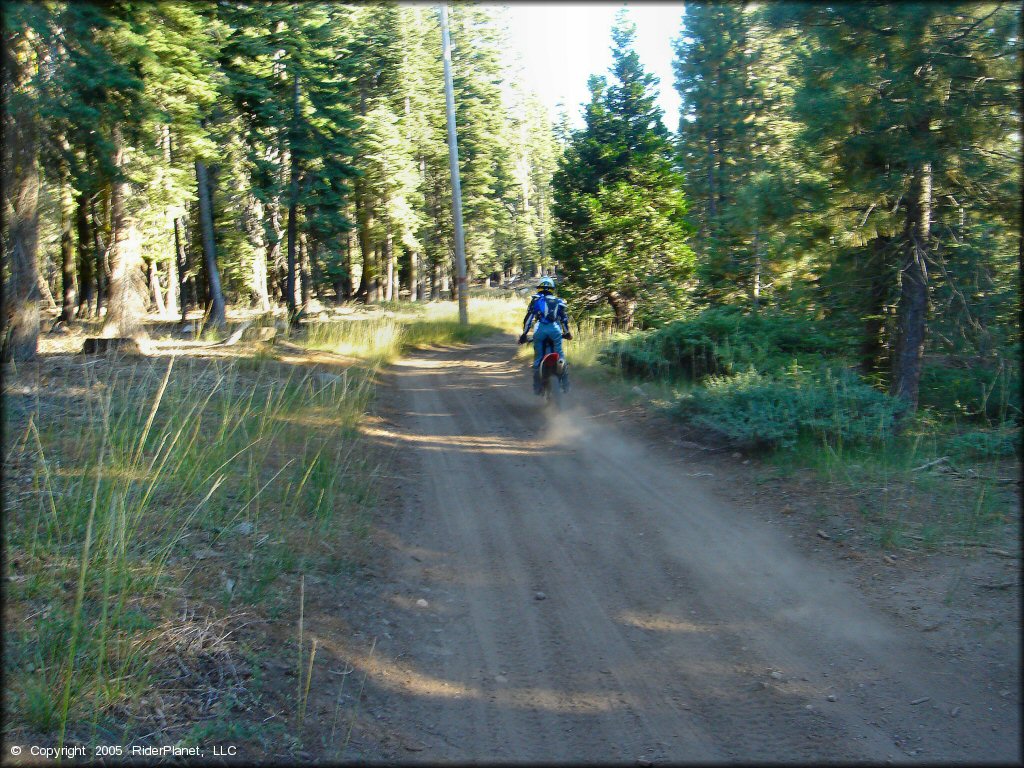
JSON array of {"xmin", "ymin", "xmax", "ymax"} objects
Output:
[{"xmin": 523, "ymin": 293, "xmax": 570, "ymax": 335}]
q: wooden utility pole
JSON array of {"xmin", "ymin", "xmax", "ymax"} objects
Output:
[{"xmin": 440, "ymin": 3, "xmax": 468, "ymax": 325}]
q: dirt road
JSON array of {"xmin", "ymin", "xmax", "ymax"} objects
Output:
[{"xmin": 351, "ymin": 335, "xmax": 1019, "ymax": 763}]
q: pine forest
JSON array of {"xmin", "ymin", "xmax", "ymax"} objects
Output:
[{"xmin": 2, "ymin": 2, "xmax": 1021, "ymax": 760}]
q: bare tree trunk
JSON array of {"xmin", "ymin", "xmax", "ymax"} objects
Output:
[
  {"xmin": 195, "ymin": 158, "xmax": 226, "ymax": 329},
  {"xmin": 285, "ymin": 69, "xmax": 301, "ymax": 324},
  {"xmin": 173, "ymin": 216, "xmax": 190, "ymax": 322},
  {"xmin": 91, "ymin": 195, "xmax": 107, "ymax": 316},
  {"xmin": 608, "ymin": 291, "xmax": 636, "ymax": 331},
  {"xmin": 298, "ymin": 232, "xmax": 310, "ymax": 312},
  {"xmin": 890, "ymin": 160, "xmax": 932, "ymax": 413},
  {"xmin": 384, "ymin": 233, "xmax": 395, "ymax": 302},
  {"xmin": 354, "ymin": 182, "xmax": 374, "ymax": 301},
  {"xmin": 307, "ymin": 236, "xmax": 322, "ymax": 302},
  {"xmin": 286, "ymin": 186, "xmax": 299, "ymax": 317},
  {"xmin": 103, "ymin": 124, "xmax": 148, "ymax": 338},
  {"xmin": 369, "ymin": 246, "xmax": 382, "ymax": 303},
  {"xmin": 160, "ymin": 124, "xmax": 178, "ymax": 319},
  {"xmin": 750, "ymin": 226, "xmax": 761, "ymax": 313},
  {"xmin": 75, "ymin": 191, "xmax": 94, "ymax": 317},
  {"xmin": 59, "ymin": 171, "xmax": 78, "ymax": 322},
  {"xmin": 409, "ymin": 249, "xmax": 419, "ymax": 302},
  {"xmin": 267, "ymin": 203, "xmax": 284, "ymax": 304},
  {"xmin": 246, "ymin": 195, "xmax": 272, "ymax": 311},
  {"xmin": 149, "ymin": 259, "xmax": 166, "ymax": 316},
  {"xmin": 334, "ymin": 228, "xmax": 352, "ymax": 304},
  {"xmin": 165, "ymin": 244, "xmax": 178, "ymax": 318},
  {"xmin": 1, "ymin": 25, "xmax": 40, "ymax": 360}
]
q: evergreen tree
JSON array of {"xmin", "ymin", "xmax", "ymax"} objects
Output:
[
  {"xmin": 2, "ymin": 2, "xmax": 46, "ymax": 359},
  {"xmin": 553, "ymin": 12, "xmax": 693, "ymax": 329},
  {"xmin": 771, "ymin": 2, "xmax": 1021, "ymax": 412}
]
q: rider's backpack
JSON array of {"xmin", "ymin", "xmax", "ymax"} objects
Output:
[{"xmin": 534, "ymin": 295, "xmax": 559, "ymax": 324}]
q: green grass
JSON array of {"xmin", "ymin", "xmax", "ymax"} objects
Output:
[
  {"xmin": 769, "ymin": 423, "xmax": 1017, "ymax": 552},
  {"xmin": 3, "ymin": 351, "xmax": 380, "ymax": 748}
]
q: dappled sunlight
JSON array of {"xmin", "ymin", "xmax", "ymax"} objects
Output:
[
  {"xmin": 273, "ymin": 411, "xmax": 350, "ymax": 429},
  {"xmin": 616, "ymin": 609, "xmax": 715, "ymax": 634},
  {"xmin": 318, "ymin": 637, "xmax": 637, "ymax": 714},
  {"xmin": 360, "ymin": 424, "xmax": 542, "ymax": 456},
  {"xmin": 393, "ymin": 356, "xmax": 510, "ymax": 372}
]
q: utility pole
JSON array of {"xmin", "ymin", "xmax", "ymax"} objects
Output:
[{"xmin": 440, "ymin": 3, "xmax": 468, "ymax": 325}]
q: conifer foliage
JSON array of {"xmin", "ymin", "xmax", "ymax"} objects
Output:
[
  {"xmin": 553, "ymin": 13, "xmax": 693, "ymax": 330},
  {"xmin": 2, "ymin": 1, "xmax": 558, "ymax": 355}
]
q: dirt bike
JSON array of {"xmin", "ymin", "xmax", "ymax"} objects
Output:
[{"xmin": 527, "ymin": 335, "xmax": 569, "ymax": 409}]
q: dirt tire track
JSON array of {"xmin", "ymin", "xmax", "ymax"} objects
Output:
[{"xmin": 358, "ymin": 335, "xmax": 1019, "ymax": 763}]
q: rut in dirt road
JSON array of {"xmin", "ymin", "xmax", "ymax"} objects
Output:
[{"xmin": 356, "ymin": 335, "xmax": 1019, "ymax": 763}]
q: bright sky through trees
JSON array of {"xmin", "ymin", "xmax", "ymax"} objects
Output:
[{"xmin": 501, "ymin": 2, "xmax": 685, "ymax": 131}]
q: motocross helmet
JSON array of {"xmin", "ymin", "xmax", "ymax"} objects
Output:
[{"xmin": 537, "ymin": 276, "xmax": 555, "ymax": 292}]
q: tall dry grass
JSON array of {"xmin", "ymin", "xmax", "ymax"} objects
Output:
[
  {"xmin": 4, "ymin": 354, "xmax": 379, "ymax": 747},
  {"xmin": 303, "ymin": 297, "xmax": 524, "ymax": 361}
]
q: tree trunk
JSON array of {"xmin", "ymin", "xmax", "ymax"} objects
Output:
[
  {"xmin": 409, "ymin": 250, "xmax": 419, "ymax": 302},
  {"xmin": 91, "ymin": 195, "xmax": 107, "ymax": 316},
  {"xmin": 160, "ymin": 124, "xmax": 178, "ymax": 319},
  {"xmin": 1, "ymin": 26, "xmax": 40, "ymax": 360},
  {"xmin": 75, "ymin": 191, "xmax": 95, "ymax": 317},
  {"xmin": 369, "ymin": 246, "xmax": 382, "ymax": 303},
  {"xmin": 246, "ymin": 195, "xmax": 272, "ymax": 311},
  {"xmin": 165, "ymin": 246, "xmax": 178, "ymax": 318},
  {"xmin": 267, "ymin": 203, "xmax": 284, "ymax": 304},
  {"xmin": 173, "ymin": 217, "xmax": 190, "ymax": 322},
  {"xmin": 608, "ymin": 291, "xmax": 636, "ymax": 331},
  {"xmin": 299, "ymin": 233, "xmax": 311, "ymax": 312},
  {"xmin": 103, "ymin": 124, "xmax": 148, "ymax": 338},
  {"xmin": 890, "ymin": 161, "xmax": 932, "ymax": 412},
  {"xmin": 308, "ymin": 237, "xmax": 322, "ymax": 302},
  {"xmin": 285, "ymin": 69, "xmax": 301, "ymax": 325},
  {"xmin": 341, "ymin": 228, "xmax": 353, "ymax": 301},
  {"xmin": 195, "ymin": 159, "xmax": 226, "ymax": 329},
  {"xmin": 354, "ymin": 180, "xmax": 374, "ymax": 301},
  {"xmin": 384, "ymin": 232, "xmax": 395, "ymax": 302},
  {"xmin": 59, "ymin": 172, "xmax": 77, "ymax": 322},
  {"xmin": 149, "ymin": 259, "xmax": 166, "ymax": 316},
  {"xmin": 750, "ymin": 225, "xmax": 761, "ymax": 313},
  {"xmin": 286, "ymin": 182, "xmax": 299, "ymax": 321}
]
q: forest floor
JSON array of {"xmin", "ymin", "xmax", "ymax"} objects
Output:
[{"xmin": 4, "ymin": 318, "xmax": 1019, "ymax": 763}]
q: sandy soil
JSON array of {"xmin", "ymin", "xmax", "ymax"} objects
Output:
[{"xmin": 338, "ymin": 333, "xmax": 1020, "ymax": 763}]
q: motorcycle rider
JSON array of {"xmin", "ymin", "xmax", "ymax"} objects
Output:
[{"xmin": 518, "ymin": 276, "xmax": 572, "ymax": 395}]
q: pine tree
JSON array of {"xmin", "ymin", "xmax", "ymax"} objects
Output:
[
  {"xmin": 772, "ymin": 3, "xmax": 1021, "ymax": 412},
  {"xmin": 674, "ymin": 2, "xmax": 812, "ymax": 311},
  {"xmin": 2, "ymin": 3, "xmax": 46, "ymax": 359},
  {"xmin": 553, "ymin": 12, "xmax": 693, "ymax": 329}
]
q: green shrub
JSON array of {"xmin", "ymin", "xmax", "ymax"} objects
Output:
[
  {"xmin": 675, "ymin": 367, "xmax": 908, "ymax": 450},
  {"xmin": 944, "ymin": 423, "xmax": 1020, "ymax": 459},
  {"xmin": 600, "ymin": 307, "xmax": 848, "ymax": 382}
]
